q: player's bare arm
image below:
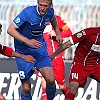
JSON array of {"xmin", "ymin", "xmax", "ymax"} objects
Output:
[
  {"xmin": 50, "ymin": 15, "xmax": 63, "ymax": 45},
  {"xmin": 7, "ymin": 23, "xmax": 42, "ymax": 48},
  {"xmin": 0, "ymin": 44, "xmax": 36, "ymax": 63},
  {"xmin": 12, "ymin": 51, "xmax": 36, "ymax": 63},
  {"xmin": 50, "ymin": 40, "xmax": 72, "ymax": 59}
]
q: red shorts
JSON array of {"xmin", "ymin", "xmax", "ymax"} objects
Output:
[
  {"xmin": 69, "ymin": 61, "xmax": 100, "ymax": 88},
  {"xmin": 52, "ymin": 57, "xmax": 65, "ymax": 85}
]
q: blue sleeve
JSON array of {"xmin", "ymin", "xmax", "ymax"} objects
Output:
[{"xmin": 13, "ymin": 7, "xmax": 28, "ymax": 28}]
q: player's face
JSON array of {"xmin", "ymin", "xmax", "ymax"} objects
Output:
[{"xmin": 37, "ymin": 0, "xmax": 51, "ymax": 16}]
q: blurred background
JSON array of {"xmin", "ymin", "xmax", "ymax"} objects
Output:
[{"xmin": 0, "ymin": 0, "xmax": 100, "ymax": 59}]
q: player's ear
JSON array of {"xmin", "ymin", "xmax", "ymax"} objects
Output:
[{"xmin": 50, "ymin": 0, "xmax": 53, "ymax": 7}]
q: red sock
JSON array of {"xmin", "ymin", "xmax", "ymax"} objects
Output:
[
  {"xmin": 42, "ymin": 88, "xmax": 47, "ymax": 100},
  {"xmin": 63, "ymin": 85, "xmax": 69, "ymax": 93},
  {"xmin": 65, "ymin": 93, "xmax": 75, "ymax": 100},
  {"xmin": 62, "ymin": 85, "xmax": 69, "ymax": 99}
]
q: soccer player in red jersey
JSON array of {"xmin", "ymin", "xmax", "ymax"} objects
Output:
[
  {"xmin": 50, "ymin": 26, "xmax": 100, "ymax": 100},
  {"xmin": 36, "ymin": 15, "xmax": 72, "ymax": 100}
]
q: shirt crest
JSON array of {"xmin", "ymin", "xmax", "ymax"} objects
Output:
[
  {"xmin": 77, "ymin": 32, "xmax": 82, "ymax": 38},
  {"xmin": 15, "ymin": 17, "xmax": 20, "ymax": 23},
  {"xmin": 45, "ymin": 18, "xmax": 49, "ymax": 25}
]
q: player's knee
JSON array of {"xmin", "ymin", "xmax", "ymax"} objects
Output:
[
  {"xmin": 23, "ymin": 86, "xmax": 31, "ymax": 94},
  {"xmin": 46, "ymin": 77, "xmax": 55, "ymax": 86},
  {"xmin": 0, "ymin": 94, "xmax": 5, "ymax": 100},
  {"xmin": 69, "ymin": 82, "xmax": 79, "ymax": 94}
]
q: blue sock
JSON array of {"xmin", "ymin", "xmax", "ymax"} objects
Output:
[
  {"xmin": 21, "ymin": 92, "xmax": 32, "ymax": 100},
  {"xmin": 46, "ymin": 84, "xmax": 56, "ymax": 100}
]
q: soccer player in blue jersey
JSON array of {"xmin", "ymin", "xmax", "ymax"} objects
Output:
[
  {"xmin": 7, "ymin": 0, "xmax": 63, "ymax": 100},
  {"xmin": 0, "ymin": 23, "xmax": 36, "ymax": 100}
]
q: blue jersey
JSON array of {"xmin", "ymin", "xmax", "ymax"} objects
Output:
[
  {"xmin": 12, "ymin": 5, "xmax": 54, "ymax": 81},
  {"xmin": 13, "ymin": 5, "xmax": 54, "ymax": 53}
]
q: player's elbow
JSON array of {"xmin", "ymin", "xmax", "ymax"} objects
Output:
[
  {"xmin": 7, "ymin": 26, "xmax": 12, "ymax": 35},
  {"xmin": 7, "ymin": 23, "xmax": 17, "ymax": 35}
]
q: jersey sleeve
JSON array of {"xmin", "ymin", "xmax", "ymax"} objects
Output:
[
  {"xmin": 56, "ymin": 15, "xmax": 66, "ymax": 29},
  {"xmin": 69, "ymin": 29, "xmax": 89, "ymax": 44},
  {"xmin": 13, "ymin": 7, "xmax": 28, "ymax": 28},
  {"xmin": 60, "ymin": 26, "xmax": 72, "ymax": 38},
  {"xmin": 70, "ymin": 27, "xmax": 99, "ymax": 44},
  {"xmin": 0, "ymin": 44, "xmax": 13, "ymax": 57},
  {"xmin": 56, "ymin": 16, "xmax": 72, "ymax": 38}
]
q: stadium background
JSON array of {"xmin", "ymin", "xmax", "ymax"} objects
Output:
[{"xmin": 0, "ymin": 0, "xmax": 100, "ymax": 100}]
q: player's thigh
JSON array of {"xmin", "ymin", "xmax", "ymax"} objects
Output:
[{"xmin": 38, "ymin": 67, "xmax": 55, "ymax": 82}]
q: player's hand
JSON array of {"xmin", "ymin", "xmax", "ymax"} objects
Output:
[
  {"xmin": 47, "ymin": 30, "xmax": 56, "ymax": 36},
  {"xmin": 26, "ymin": 39, "xmax": 42, "ymax": 48},
  {"xmin": 49, "ymin": 54, "xmax": 55, "ymax": 61},
  {"xmin": 56, "ymin": 34, "xmax": 63, "ymax": 46},
  {"xmin": 22, "ymin": 55, "xmax": 36, "ymax": 63}
]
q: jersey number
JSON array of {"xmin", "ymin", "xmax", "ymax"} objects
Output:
[
  {"xmin": 19, "ymin": 71, "xmax": 25, "ymax": 79},
  {"xmin": 72, "ymin": 73, "xmax": 78, "ymax": 79}
]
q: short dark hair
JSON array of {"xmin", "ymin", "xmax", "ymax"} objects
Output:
[{"xmin": 0, "ymin": 23, "xmax": 2, "ymax": 29}]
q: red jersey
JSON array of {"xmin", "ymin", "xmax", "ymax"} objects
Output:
[
  {"xmin": 43, "ymin": 15, "xmax": 72, "ymax": 58},
  {"xmin": 69, "ymin": 27, "xmax": 100, "ymax": 65},
  {"xmin": 0, "ymin": 44, "xmax": 12, "ymax": 57}
]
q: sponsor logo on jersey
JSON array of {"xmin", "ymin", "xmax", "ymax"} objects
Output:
[
  {"xmin": 30, "ymin": 29, "xmax": 43, "ymax": 36},
  {"xmin": 91, "ymin": 44, "xmax": 100, "ymax": 52}
]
